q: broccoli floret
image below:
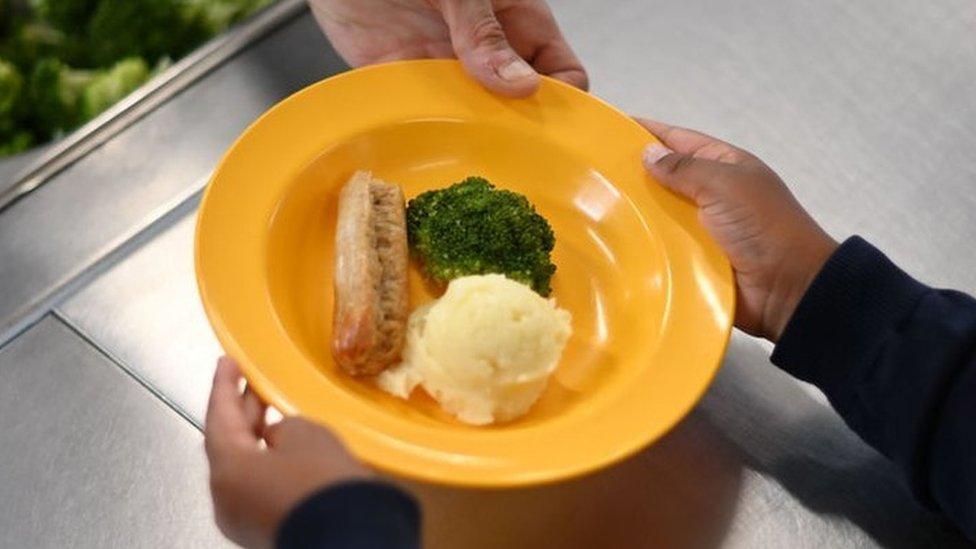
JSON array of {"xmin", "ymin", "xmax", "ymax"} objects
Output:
[
  {"xmin": 0, "ymin": 57, "xmax": 24, "ymax": 117},
  {"xmin": 29, "ymin": 56, "xmax": 149, "ymax": 136},
  {"xmin": 30, "ymin": 0, "xmax": 98, "ymax": 32},
  {"xmin": 29, "ymin": 56, "xmax": 92, "ymax": 134},
  {"xmin": 184, "ymin": 0, "xmax": 273, "ymax": 35},
  {"xmin": 86, "ymin": 0, "xmax": 209, "ymax": 66},
  {"xmin": 0, "ymin": 128, "xmax": 31, "ymax": 155},
  {"xmin": 406, "ymin": 177, "xmax": 557, "ymax": 296},
  {"xmin": 1, "ymin": 0, "xmax": 34, "ymax": 34},
  {"xmin": 79, "ymin": 56, "xmax": 149, "ymax": 121},
  {"xmin": 1, "ymin": 19, "xmax": 85, "ymax": 68},
  {"xmin": 0, "ymin": 57, "xmax": 33, "ymax": 156}
]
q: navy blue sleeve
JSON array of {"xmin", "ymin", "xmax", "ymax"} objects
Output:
[
  {"xmin": 771, "ymin": 236, "xmax": 976, "ymax": 540},
  {"xmin": 276, "ymin": 481, "xmax": 420, "ymax": 549}
]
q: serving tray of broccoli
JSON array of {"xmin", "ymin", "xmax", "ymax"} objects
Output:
[{"xmin": 0, "ymin": 0, "xmax": 274, "ymax": 157}]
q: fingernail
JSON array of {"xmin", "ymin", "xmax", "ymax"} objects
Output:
[
  {"xmin": 498, "ymin": 58, "xmax": 535, "ymax": 81},
  {"xmin": 642, "ymin": 143, "xmax": 673, "ymax": 168}
]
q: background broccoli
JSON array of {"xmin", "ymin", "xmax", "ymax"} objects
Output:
[
  {"xmin": 0, "ymin": 0, "xmax": 275, "ymax": 157},
  {"xmin": 86, "ymin": 0, "xmax": 206, "ymax": 67},
  {"xmin": 79, "ymin": 57, "xmax": 150, "ymax": 122},
  {"xmin": 0, "ymin": 129, "xmax": 30, "ymax": 154},
  {"xmin": 0, "ymin": 57, "xmax": 24, "ymax": 117},
  {"xmin": 29, "ymin": 0, "xmax": 99, "ymax": 34},
  {"xmin": 406, "ymin": 177, "xmax": 557, "ymax": 296},
  {"xmin": 29, "ymin": 56, "xmax": 151, "ymax": 137},
  {"xmin": 186, "ymin": 0, "xmax": 274, "ymax": 36},
  {"xmin": 1, "ymin": 19, "xmax": 86, "ymax": 68},
  {"xmin": 0, "ymin": 57, "xmax": 31, "ymax": 154},
  {"xmin": 29, "ymin": 57, "xmax": 92, "ymax": 135}
]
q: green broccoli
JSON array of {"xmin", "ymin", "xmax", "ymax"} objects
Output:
[
  {"xmin": 1, "ymin": 0, "xmax": 33, "ymax": 34},
  {"xmin": 406, "ymin": 177, "xmax": 557, "ymax": 296},
  {"xmin": 0, "ymin": 0, "xmax": 276, "ymax": 156},
  {"xmin": 79, "ymin": 56, "xmax": 149, "ymax": 120},
  {"xmin": 1, "ymin": 19, "xmax": 85, "ymax": 68},
  {"xmin": 30, "ymin": 0, "xmax": 98, "ymax": 32},
  {"xmin": 86, "ymin": 0, "xmax": 209, "ymax": 66},
  {"xmin": 0, "ymin": 57, "xmax": 24, "ymax": 117},
  {"xmin": 29, "ymin": 56, "xmax": 90, "ymax": 134},
  {"xmin": 0, "ymin": 128, "xmax": 31, "ymax": 154},
  {"xmin": 0, "ymin": 57, "xmax": 32, "ymax": 154},
  {"xmin": 184, "ymin": 0, "xmax": 273, "ymax": 35},
  {"xmin": 0, "ymin": 1, "xmax": 4, "ymax": 35},
  {"xmin": 30, "ymin": 56, "xmax": 149, "ymax": 136}
]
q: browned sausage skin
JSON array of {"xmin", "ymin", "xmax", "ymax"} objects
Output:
[{"xmin": 332, "ymin": 171, "xmax": 409, "ymax": 376}]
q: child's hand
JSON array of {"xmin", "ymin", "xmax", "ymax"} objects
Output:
[
  {"xmin": 204, "ymin": 357, "xmax": 372, "ymax": 549},
  {"xmin": 639, "ymin": 119, "xmax": 837, "ymax": 341}
]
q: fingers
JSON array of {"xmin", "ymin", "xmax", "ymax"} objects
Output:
[
  {"xmin": 263, "ymin": 417, "xmax": 339, "ymax": 452},
  {"xmin": 636, "ymin": 118, "xmax": 752, "ymax": 163},
  {"xmin": 204, "ymin": 357, "xmax": 258, "ymax": 461},
  {"xmin": 436, "ymin": 0, "xmax": 541, "ymax": 97},
  {"xmin": 263, "ymin": 417, "xmax": 373, "ymax": 480},
  {"xmin": 536, "ymin": 55, "xmax": 590, "ymax": 91},
  {"xmin": 642, "ymin": 143, "xmax": 730, "ymax": 204},
  {"xmin": 636, "ymin": 118, "xmax": 721, "ymax": 156},
  {"xmin": 494, "ymin": 2, "xmax": 588, "ymax": 90},
  {"xmin": 242, "ymin": 386, "xmax": 267, "ymax": 438},
  {"xmin": 262, "ymin": 417, "xmax": 311, "ymax": 451},
  {"xmin": 637, "ymin": 117, "xmax": 763, "ymax": 203}
]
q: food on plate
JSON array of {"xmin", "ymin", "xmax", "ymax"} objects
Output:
[
  {"xmin": 332, "ymin": 171, "xmax": 409, "ymax": 376},
  {"xmin": 377, "ymin": 274, "xmax": 571, "ymax": 425},
  {"xmin": 406, "ymin": 177, "xmax": 557, "ymax": 296},
  {"xmin": 333, "ymin": 174, "xmax": 569, "ymax": 422}
]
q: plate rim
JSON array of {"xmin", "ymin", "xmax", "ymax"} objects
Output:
[{"xmin": 195, "ymin": 59, "xmax": 736, "ymax": 487}]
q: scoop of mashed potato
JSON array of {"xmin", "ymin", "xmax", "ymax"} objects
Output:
[{"xmin": 377, "ymin": 274, "xmax": 571, "ymax": 425}]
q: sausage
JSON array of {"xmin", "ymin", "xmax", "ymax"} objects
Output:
[{"xmin": 332, "ymin": 171, "xmax": 409, "ymax": 376}]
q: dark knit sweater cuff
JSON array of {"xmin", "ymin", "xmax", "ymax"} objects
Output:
[
  {"xmin": 276, "ymin": 480, "xmax": 420, "ymax": 549},
  {"xmin": 771, "ymin": 236, "xmax": 927, "ymax": 387}
]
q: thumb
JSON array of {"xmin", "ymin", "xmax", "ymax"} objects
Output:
[
  {"xmin": 642, "ymin": 142, "xmax": 727, "ymax": 204},
  {"xmin": 436, "ymin": 0, "xmax": 540, "ymax": 97}
]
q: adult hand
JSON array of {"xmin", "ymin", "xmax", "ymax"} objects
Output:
[
  {"xmin": 639, "ymin": 119, "xmax": 838, "ymax": 341},
  {"xmin": 204, "ymin": 357, "xmax": 371, "ymax": 548},
  {"xmin": 309, "ymin": 0, "xmax": 588, "ymax": 97}
]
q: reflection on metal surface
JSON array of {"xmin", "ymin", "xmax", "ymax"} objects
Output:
[
  {"xmin": 408, "ymin": 409, "xmax": 746, "ymax": 549},
  {"xmin": 698, "ymin": 333, "xmax": 967, "ymax": 547},
  {"xmin": 0, "ymin": 317, "xmax": 230, "ymax": 547},
  {"xmin": 60, "ymin": 211, "xmax": 222, "ymax": 426},
  {"xmin": 0, "ymin": 184, "xmax": 202, "ymax": 348}
]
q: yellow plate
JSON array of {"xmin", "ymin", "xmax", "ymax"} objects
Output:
[{"xmin": 195, "ymin": 60, "xmax": 734, "ymax": 487}]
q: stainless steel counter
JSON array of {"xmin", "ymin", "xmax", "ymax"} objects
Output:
[
  {"xmin": 2, "ymin": 1, "xmax": 975, "ymax": 547},
  {"xmin": 0, "ymin": 317, "xmax": 230, "ymax": 547}
]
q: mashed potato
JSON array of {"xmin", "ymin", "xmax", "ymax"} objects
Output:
[{"xmin": 377, "ymin": 274, "xmax": 572, "ymax": 425}]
